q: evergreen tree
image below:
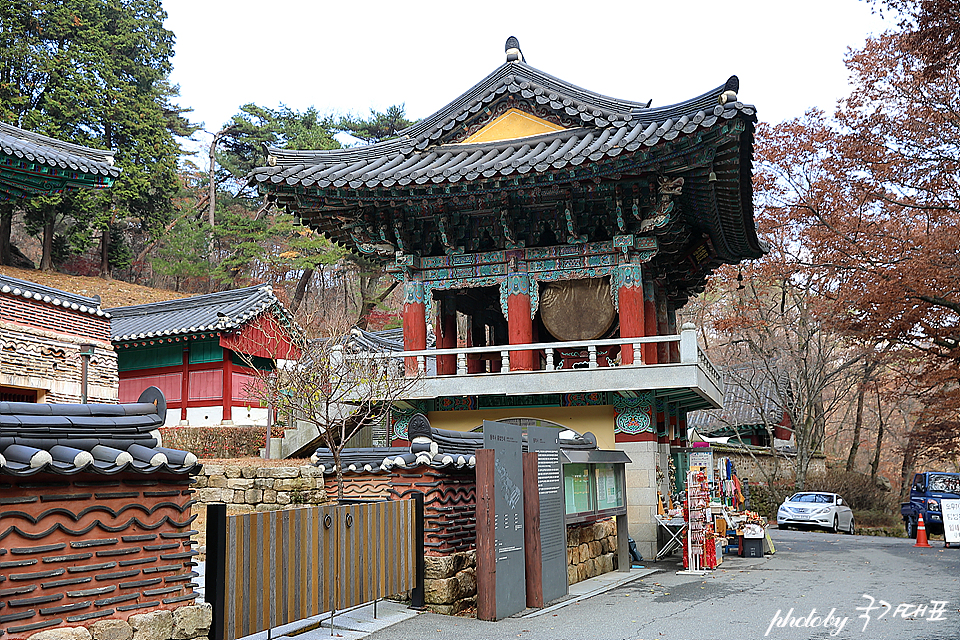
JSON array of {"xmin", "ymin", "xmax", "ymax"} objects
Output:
[
  {"xmin": 0, "ymin": 0, "xmax": 194, "ymax": 274},
  {"xmin": 335, "ymin": 104, "xmax": 414, "ymax": 144}
]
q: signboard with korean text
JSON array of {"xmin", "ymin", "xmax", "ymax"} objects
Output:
[
  {"xmin": 528, "ymin": 425, "xmax": 568, "ymax": 604},
  {"xmin": 483, "ymin": 420, "xmax": 526, "ymax": 619},
  {"xmin": 942, "ymin": 499, "xmax": 960, "ymax": 544}
]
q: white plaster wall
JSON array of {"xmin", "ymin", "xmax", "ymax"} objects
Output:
[{"xmin": 164, "ymin": 405, "xmax": 268, "ymax": 427}]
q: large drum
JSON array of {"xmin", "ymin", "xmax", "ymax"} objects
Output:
[{"xmin": 539, "ymin": 277, "xmax": 616, "ymax": 341}]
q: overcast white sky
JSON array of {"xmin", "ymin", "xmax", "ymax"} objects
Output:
[{"xmin": 163, "ymin": 0, "xmax": 893, "ymax": 148}]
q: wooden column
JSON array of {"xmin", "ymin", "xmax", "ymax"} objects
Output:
[
  {"xmin": 522, "ymin": 452, "xmax": 543, "ymax": 608},
  {"xmin": 221, "ymin": 349, "xmax": 233, "ymax": 424},
  {"xmin": 667, "ymin": 304, "xmax": 680, "ymax": 363},
  {"xmin": 615, "ymin": 264, "xmax": 645, "ymax": 365},
  {"xmin": 180, "ymin": 346, "xmax": 189, "ymax": 423},
  {"xmin": 656, "ymin": 285, "xmax": 669, "ymax": 364},
  {"xmin": 643, "ymin": 280, "xmax": 659, "ymax": 365},
  {"xmin": 436, "ymin": 294, "xmax": 457, "ymax": 375},
  {"xmin": 505, "ymin": 273, "xmax": 534, "ymax": 371},
  {"xmin": 402, "ymin": 280, "xmax": 426, "ymax": 376},
  {"xmin": 468, "ymin": 315, "xmax": 486, "ymax": 374},
  {"xmin": 490, "ymin": 322, "xmax": 504, "ymax": 373},
  {"xmin": 475, "ymin": 449, "xmax": 496, "ymax": 621}
]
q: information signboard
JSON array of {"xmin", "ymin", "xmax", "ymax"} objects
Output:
[
  {"xmin": 527, "ymin": 426, "xmax": 568, "ymax": 604},
  {"xmin": 942, "ymin": 499, "xmax": 960, "ymax": 544},
  {"xmin": 483, "ymin": 420, "xmax": 526, "ymax": 619},
  {"xmin": 688, "ymin": 449, "xmax": 715, "ymax": 486}
]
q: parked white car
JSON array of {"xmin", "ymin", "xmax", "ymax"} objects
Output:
[{"xmin": 777, "ymin": 492, "xmax": 855, "ymax": 534}]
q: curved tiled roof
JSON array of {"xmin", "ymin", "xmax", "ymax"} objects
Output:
[
  {"xmin": 251, "ymin": 67, "xmax": 751, "ymax": 191},
  {"xmin": 108, "ymin": 284, "xmax": 294, "ymax": 342},
  {"xmin": 0, "ymin": 122, "xmax": 120, "ymax": 178},
  {"xmin": 0, "ymin": 273, "xmax": 108, "ymax": 317},
  {"xmin": 0, "ymin": 388, "xmax": 199, "ymax": 476}
]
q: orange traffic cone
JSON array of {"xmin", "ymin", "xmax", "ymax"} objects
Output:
[{"xmin": 914, "ymin": 514, "xmax": 932, "ymax": 548}]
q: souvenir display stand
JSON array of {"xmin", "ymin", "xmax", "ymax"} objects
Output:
[{"xmin": 678, "ymin": 469, "xmax": 710, "ymax": 575}]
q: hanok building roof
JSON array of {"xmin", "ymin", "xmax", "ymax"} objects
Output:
[
  {"xmin": 0, "ymin": 388, "xmax": 198, "ymax": 476},
  {"xmin": 250, "ymin": 38, "xmax": 764, "ymax": 305},
  {"xmin": 108, "ymin": 284, "xmax": 301, "ymax": 359},
  {"xmin": 0, "ymin": 121, "xmax": 120, "ymax": 199},
  {"xmin": 686, "ymin": 366, "xmax": 790, "ymax": 440}
]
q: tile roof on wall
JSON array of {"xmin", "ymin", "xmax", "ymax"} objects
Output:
[
  {"xmin": 0, "ymin": 273, "xmax": 108, "ymax": 317},
  {"xmin": 0, "ymin": 387, "xmax": 199, "ymax": 476},
  {"xmin": 108, "ymin": 284, "xmax": 291, "ymax": 342}
]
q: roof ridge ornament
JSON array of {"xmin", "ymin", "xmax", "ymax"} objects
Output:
[
  {"xmin": 719, "ymin": 75, "xmax": 739, "ymax": 105},
  {"xmin": 505, "ymin": 36, "xmax": 524, "ymax": 63}
]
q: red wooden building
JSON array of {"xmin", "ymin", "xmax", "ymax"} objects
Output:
[
  {"xmin": 249, "ymin": 38, "xmax": 764, "ymax": 559},
  {"xmin": 108, "ymin": 286, "xmax": 300, "ymax": 428}
]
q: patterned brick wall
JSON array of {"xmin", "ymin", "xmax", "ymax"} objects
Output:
[
  {"xmin": 389, "ymin": 469, "xmax": 477, "ymax": 555},
  {"xmin": 0, "ymin": 472, "xmax": 198, "ymax": 638},
  {"xmin": 0, "ymin": 295, "xmax": 117, "ymax": 404},
  {"xmin": 0, "ymin": 297, "xmax": 110, "ymax": 343},
  {"xmin": 324, "ymin": 474, "xmax": 392, "ymax": 502}
]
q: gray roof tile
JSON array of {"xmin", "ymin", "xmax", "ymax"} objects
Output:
[
  {"xmin": 0, "ymin": 388, "xmax": 198, "ymax": 476},
  {"xmin": 0, "ymin": 121, "xmax": 121, "ymax": 179},
  {"xmin": 108, "ymin": 284, "xmax": 295, "ymax": 342},
  {"xmin": 0, "ymin": 274, "xmax": 108, "ymax": 317}
]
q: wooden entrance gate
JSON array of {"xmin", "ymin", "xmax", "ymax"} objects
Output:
[{"xmin": 206, "ymin": 500, "xmax": 419, "ymax": 640}]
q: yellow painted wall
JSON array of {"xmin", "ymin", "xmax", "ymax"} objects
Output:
[
  {"xmin": 426, "ymin": 404, "xmax": 617, "ymax": 450},
  {"xmin": 462, "ymin": 108, "xmax": 565, "ymax": 144}
]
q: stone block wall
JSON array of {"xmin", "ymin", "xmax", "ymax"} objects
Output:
[
  {"xmin": 566, "ymin": 519, "xmax": 618, "ymax": 585},
  {"xmin": 423, "ymin": 550, "xmax": 477, "ymax": 615},
  {"xmin": 191, "ymin": 465, "xmax": 326, "ymax": 510},
  {"xmin": 712, "ymin": 446, "xmax": 827, "ymax": 484},
  {"xmin": 23, "ymin": 604, "xmax": 211, "ymax": 640}
]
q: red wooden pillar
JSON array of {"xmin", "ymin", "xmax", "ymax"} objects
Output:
[
  {"xmin": 615, "ymin": 264, "xmax": 645, "ymax": 365},
  {"xmin": 180, "ymin": 346, "xmax": 189, "ymax": 423},
  {"xmin": 436, "ymin": 294, "xmax": 457, "ymax": 375},
  {"xmin": 468, "ymin": 315, "xmax": 486, "ymax": 374},
  {"xmin": 505, "ymin": 273, "xmax": 534, "ymax": 371},
  {"xmin": 222, "ymin": 349, "xmax": 233, "ymax": 423},
  {"xmin": 403, "ymin": 280, "xmax": 426, "ymax": 376},
  {"xmin": 643, "ymin": 281, "xmax": 659, "ymax": 365}
]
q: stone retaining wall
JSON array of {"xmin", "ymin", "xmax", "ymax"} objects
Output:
[
  {"xmin": 423, "ymin": 550, "xmax": 477, "ymax": 615},
  {"xmin": 566, "ymin": 519, "xmax": 618, "ymax": 585},
  {"xmin": 192, "ymin": 465, "xmax": 326, "ymax": 509},
  {"xmin": 25, "ymin": 604, "xmax": 211, "ymax": 640}
]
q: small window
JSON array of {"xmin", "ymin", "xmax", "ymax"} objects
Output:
[{"xmin": 0, "ymin": 386, "xmax": 39, "ymax": 402}]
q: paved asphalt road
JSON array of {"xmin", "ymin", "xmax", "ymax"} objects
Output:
[{"xmin": 366, "ymin": 529, "xmax": 960, "ymax": 640}]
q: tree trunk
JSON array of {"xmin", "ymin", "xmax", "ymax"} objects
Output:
[
  {"xmin": 40, "ymin": 217, "xmax": 55, "ymax": 271},
  {"xmin": 356, "ymin": 279, "xmax": 399, "ymax": 330},
  {"xmin": 290, "ymin": 268, "xmax": 314, "ymax": 313},
  {"xmin": 99, "ymin": 225, "xmax": 110, "ymax": 279},
  {"xmin": 846, "ymin": 377, "xmax": 868, "ymax": 472},
  {"xmin": 0, "ymin": 204, "xmax": 12, "ymax": 266},
  {"xmin": 207, "ymin": 125, "xmax": 236, "ymax": 228},
  {"xmin": 870, "ymin": 385, "xmax": 885, "ymax": 480},
  {"xmin": 900, "ymin": 432, "xmax": 918, "ymax": 503}
]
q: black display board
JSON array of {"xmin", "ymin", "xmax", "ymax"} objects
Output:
[
  {"xmin": 527, "ymin": 425, "xmax": 569, "ymax": 604},
  {"xmin": 483, "ymin": 420, "xmax": 526, "ymax": 619}
]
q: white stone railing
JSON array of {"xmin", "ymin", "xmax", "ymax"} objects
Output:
[{"xmin": 345, "ymin": 323, "xmax": 721, "ymax": 385}]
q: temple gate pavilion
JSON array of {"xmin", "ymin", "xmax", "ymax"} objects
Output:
[{"xmin": 249, "ymin": 37, "xmax": 764, "ymax": 558}]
